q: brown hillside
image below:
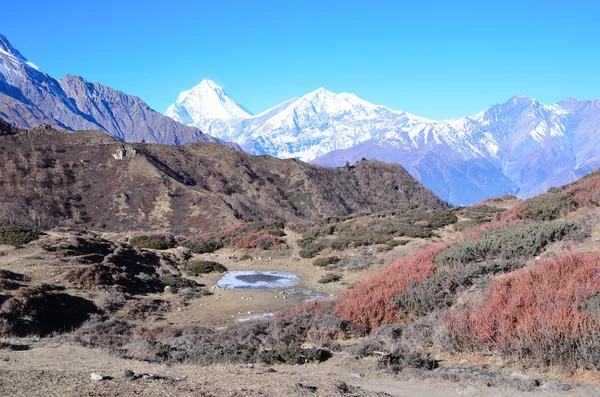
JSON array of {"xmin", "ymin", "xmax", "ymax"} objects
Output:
[{"xmin": 0, "ymin": 121, "xmax": 447, "ymax": 233}]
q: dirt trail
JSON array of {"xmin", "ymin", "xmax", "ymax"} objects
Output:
[{"xmin": 1, "ymin": 340, "xmax": 598, "ymax": 397}]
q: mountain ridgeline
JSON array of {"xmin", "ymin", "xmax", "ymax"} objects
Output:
[
  {"xmin": 3, "ymin": 29, "xmax": 599, "ymax": 207},
  {"xmin": 167, "ymin": 81, "xmax": 600, "ymax": 205},
  {"xmin": 0, "ymin": 34, "xmax": 235, "ymax": 147},
  {"xmin": 0, "ymin": 120, "xmax": 447, "ymax": 233}
]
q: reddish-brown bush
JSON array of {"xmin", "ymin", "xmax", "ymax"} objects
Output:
[
  {"xmin": 234, "ymin": 231, "xmax": 281, "ymax": 250},
  {"xmin": 565, "ymin": 171, "xmax": 600, "ymax": 208},
  {"xmin": 444, "ymin": 252, "xmax": 600, "ymax": 368},
  {"xmin": 333, "ymin": 244, "xmax": 446, "ymax": 331}
]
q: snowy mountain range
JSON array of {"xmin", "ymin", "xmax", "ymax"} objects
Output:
[
  {"xmin": 2, "ymin": 29, "xmax": 598, "ymax": 206},
  {"xmin": 165, "ymin": 80, "xmax": 600, "ymax": 205},
  {"xmin": 0, "ymin": 34, "xmax": 231, "ymax": 146}
]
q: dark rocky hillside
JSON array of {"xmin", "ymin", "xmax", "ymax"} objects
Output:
[{"xmin": 0, "ymin": 120, "xmax": 448, "ymax": 234}]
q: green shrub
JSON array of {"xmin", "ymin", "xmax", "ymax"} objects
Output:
[
  {"xmin": 181, "ymin": 239, "xmax": 223, "ymax": 254},
  {"xmin": 393, "ymin": 271, "xmax": 453, "ymax": 318},
  {"xmin": 159, "ymin": 275, "xmax": 197, "ymax": 289},
  {"xmin": 379, "ymin": 351, "xmax": 439, "ymax": 372},
  {"xmin": 388, "ymin": 239, "xmax": 409, "ymax": 248},
  {"xmin": 129, "ymin": 235, "xmax": 175, "ymax": 250},
  {"xmin": 329, "ymin": 233, "xmax": 391, "ymax": 250},
  {"xmin": 393, "ymin": 259, "xmax": 522, "ymax": 319},
  {"xmin": 313, "ymin": 256, "xmax": 340, "ymax": 267},
  {"xmin": 435, "ymin": 221, "xmax": 578, "ymax": 266},
  {"xmin": 318, "ymin": 273, "xmax": 342, "ymax": 284},
  {"xmin": 266, "ymin": 228, "xmax": 286, "ymax": 237},
  {"xmin": 578, "ymin": 294, "xmax": 600, "ymax": 318},
  {"xmin": 518, "ymin": 192, "xmax": 574, "ymax": 221},
  {"xmin": 0, "ymin": 226, "xmax": 39, "ymax": 247},
  {"xmin": 453, "ymin": 220, "xmax": 482, "ymax": 232},
  {"xmin": 186, "ymin": 260, "xmax": 227, "ymax": 274},
  {"xmin": 299, "ymin": 242, "xmax": 325, "ymax": 258},
  {"xmin": 238, "ymin": 254, "xmax": 253, "ymax": 261}
]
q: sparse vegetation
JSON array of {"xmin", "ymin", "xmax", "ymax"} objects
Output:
[
  {"xmin": 129, "ymin": 235, "xmax": 176, "ymax": 250},
  {"xmin": 387, "ymin": 239, "xmax": 409, "ymax": 248},
  {"xmin": 515, "ymin": 170, "xmax": 600, "ymax": 222},
  {"xmin": 185, "ymin": 260, "xmax": 227, "ymax": 274},
  {"xmin": 435, "ymin": 221, "xmax": 579, "ymax": 266},
  {"xmin": 0, "ymin": 226, "xmax": 39, "ymax": 247},
  {"xmin": 296, "ymin": 208, "xmax": 457, "ymax": 258},
  {"xmin": 159, "ymin": 275, "xmax": 197, "ymax": 289},
  {"xmin": 72, "ymin": 312, "xmax": 363, "ymax": 365},
  {"xmin": 318, "ymin": 273, "xmax": 342, "ymax": 284},
  {"xmin": 334, "ymin": 245, "xmax": 444, "ymax": 331},
  {"xmin": 313, "ymin": 256, "xmax": 340, "ymax": 267},
  {"xmin": 181, "ymin": 238, "xmax": 223, "ymax": 254},
  {"xmin": 518, "ymin": 192, "xmax": 574, "ymax": 221}
]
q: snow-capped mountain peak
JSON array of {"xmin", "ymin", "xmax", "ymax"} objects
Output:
[
  {"xmin": 165, "ymin": 79, "xmax": 252, "ymax": 125},
  {"xmin": 0, "ymin": 33, "xmax": 43, "ymax": 77}
]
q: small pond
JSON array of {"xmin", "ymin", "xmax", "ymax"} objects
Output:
[{"xmin": 216, "ymin": 270, "xmax": 300, "ymax": 289}]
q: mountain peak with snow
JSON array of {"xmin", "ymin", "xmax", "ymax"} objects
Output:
[
  {"xmin": 165, "ymin": 79, "xmax": 252, "ymax": 125},
  {"xmin": 0, "ymin": 33, "xmax": 42, "ymax": 74}
]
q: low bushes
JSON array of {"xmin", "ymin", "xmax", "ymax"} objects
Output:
[
  {"xmin": 129, "ymin": 235, "xmax": 175, "ymax": 250},
  {"xmin": 435, "ymin": 221, "xmax": 578, "ymax": 266},
  {"xmin": 329, "ymin": 233, "xmax": 392, "ymax": 250},
  {"xmin": 313, "ymin": 256, "xmax": 340, "ymax": 267},
  {"xmin": 518, "ymin": 192, "xmax": 574, "ymax": 221},
  {"xmin": 0, "ymin": 285, "xmax": 98, "ymax": 336},
  {"xmin": 390, "ymin": 220, "xmax": 577, "ymax": 321},
  {"xmin": 392, "ymin": 259, "xmax": 521, "ymax": 319},
  {"xmin": 159, "ymin": 275, "xmax": 197, "ymax": 289},
  {"xmin": 334, "ymin": 244, "xmax": 445, "ymax": 331},
  {"xmin": 452, "ymin": 220, "xmax": 481, "ymax": 232},
  {"xmin": 72, "ymin": 311, "xmax": 362, "ymax": 365},
  {"xmin": 295, "ymin": 208, "xmax": 457, "ymax": 258},
  {"xmin": 234, "ymin": 231, "xmax": 281, "ymax": 250},
  {"xmin": 224, "ymin": 222, "xmax": 285, "ymax": 250},
  {"xmin": 388, "ymin": 239, "xmax": 409, "ymax": 248},
  {"xmin": 0, "ymin": 226, "xmax": 39, "ymax": 247},
  {"xmin": 443, "ymin": 252, "xmax": 600, "ymax": 370},
  {"xmin": 318, "ymin": 273, "xmax": 342, "ymax": 284},
  {"xmin": 299, "ymin": 242, "xmax": 325, "ymax": 259},
  {"xmin": 516, "ymin": 170, "xmax": 600, "ymax": 221},
  {"xmin": 185, "ymin": 260, "xmax": 227, "ymax": 274},
  {"xmin": 181, "ymin": 239, "xmax": 222, "ymax": 254}
]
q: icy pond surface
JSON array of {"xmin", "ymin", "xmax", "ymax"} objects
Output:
[{"xmin": 216, "ymin": 271, "xmax": 300, "ymax": 289}]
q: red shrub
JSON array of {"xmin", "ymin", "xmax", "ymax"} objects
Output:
[
  {"xmin": 333, "ymin": 244, "xmax": 446, "ymax": 331},
  {"xmin": 565, "ymin": 172, "xmax": 600, "ymax": 208},
  {"xmin": 234, "ymin": 231, "xmax": 281, "ymax": 249},
  {"xmin": 444, "ymin": 252, "xmax": 600, "ymax": 366}
]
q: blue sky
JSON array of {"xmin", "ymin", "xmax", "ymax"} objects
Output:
[{"xmin": 3, "ymin": 0, "xmax": 599, "ymax": 120}]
